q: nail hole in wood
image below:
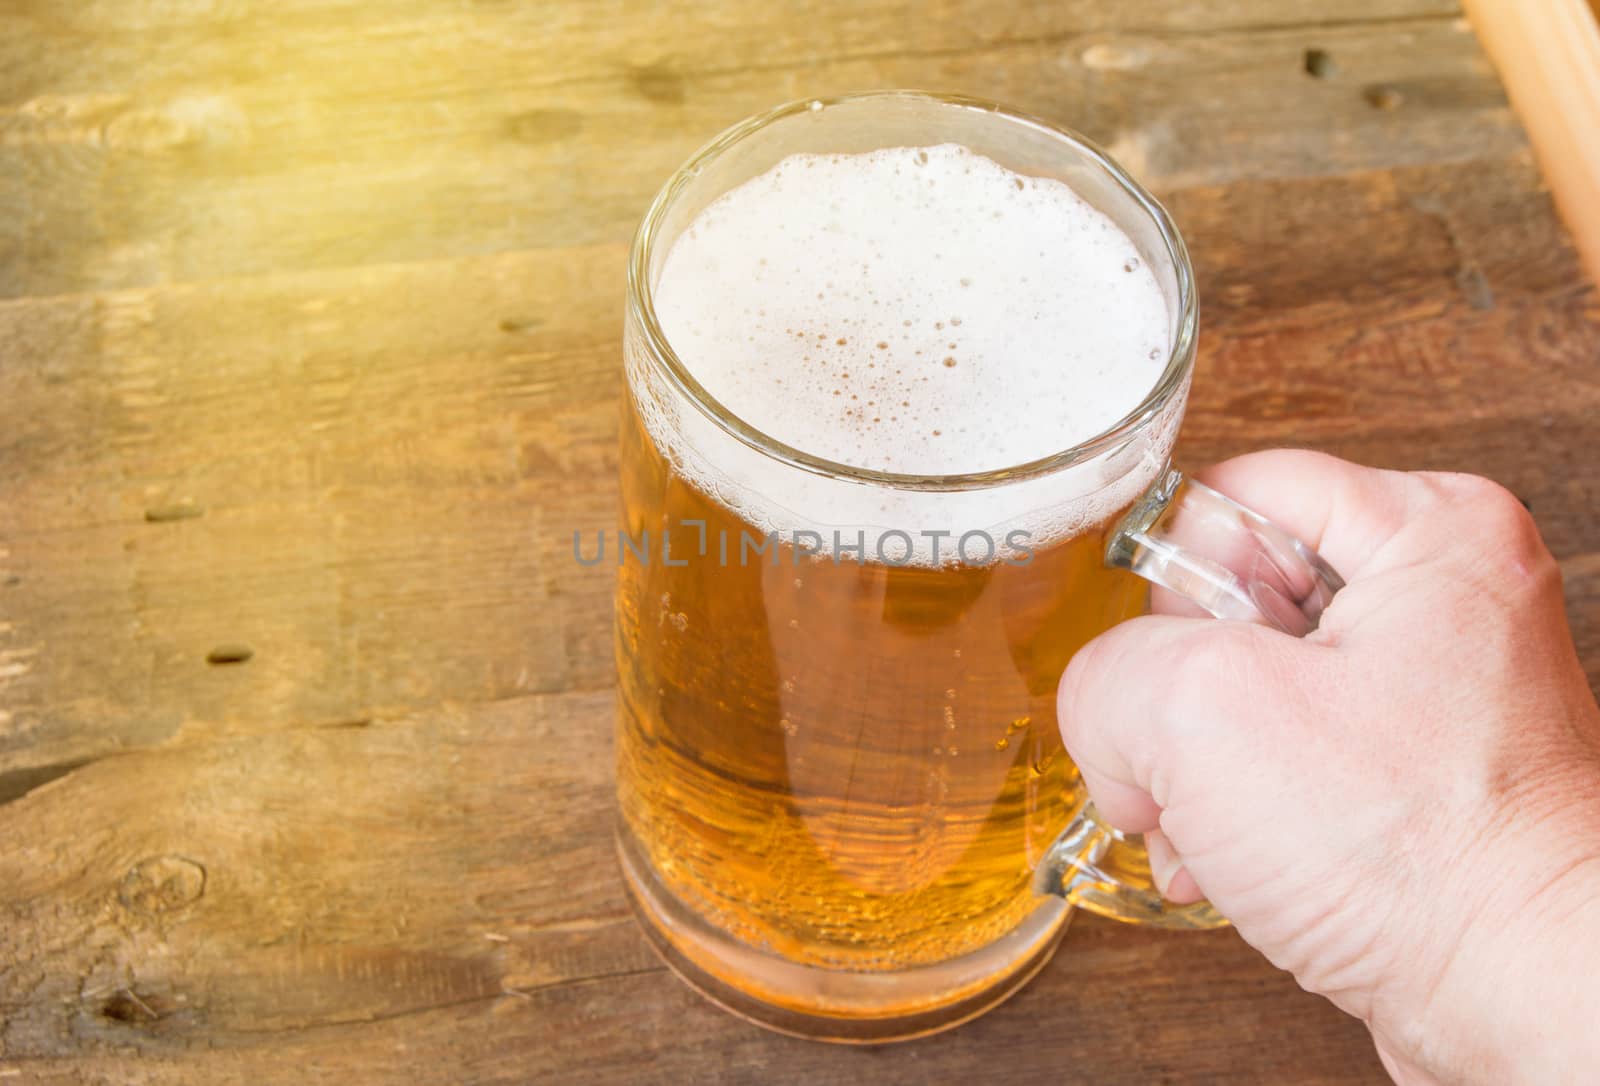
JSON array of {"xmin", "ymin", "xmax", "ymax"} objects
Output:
[
  {"xmin": 102, "ymin": 990, "xmax": 159, "ymax": 1023},
  {"xmin": 631, "ymin": 62, "xmax": 686, "ymax": 105},
  {"xmin": 1303, "ymin": 49, "xmax": 1336, "ymax": 79},
  {"xmin": 1364, "ymin": 85, "xmax": 1403, "ymax": 110},
  {"xmin": 144, "ymin": 503, "xmax": 205, "ymax": 523},
  {"xmin": 322, "ymin": 717, "xmax": 372, "ymax": 730},
  {"xmin": 206, "ymin": 644, "xmax": 253, "ymax": 665}
]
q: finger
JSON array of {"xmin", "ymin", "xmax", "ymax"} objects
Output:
[
  {"xmin": 1057, "ymin": 613, "xmax": 1284, "ymax": 831},
  {"xmin": 1057, "ymin": 615, "xmax": 1181, "ymax": 833},
  {"xmin": 1191, "ymin": 449, "xmax": 1418, "ymax": 581},
  {"xmin": 1145, "ymin": 828, "xmax": 1205, "ymax": 904}
]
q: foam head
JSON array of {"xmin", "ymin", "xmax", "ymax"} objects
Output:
[{"xmin": 634, "ymin": 144, "xmax": 1184, "ymax": 565}]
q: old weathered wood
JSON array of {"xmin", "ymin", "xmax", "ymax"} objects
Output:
[
  {"xmin": 2, "ymin": 5, "xmax": 1489, "ymax": 298},
  {"xmin": 1, "ymin": 0, "xmax": 1595, "ymax": 1082},
  {"xmin": 0, "ymin": 691, "xmax": 1383, "ymax": 1085},
  {"xmin": 2, "ymin": 157, "xmax": 1593, "ymax": 789}
]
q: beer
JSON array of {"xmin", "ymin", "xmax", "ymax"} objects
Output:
[{"xmin": 616, "ymin": 134, "xmax": 1180, "ymax": 1029}]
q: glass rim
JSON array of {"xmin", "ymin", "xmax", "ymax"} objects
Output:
[{"xmin": 625, "ymin": 89, "xmax": 1198, "ymax": 494}]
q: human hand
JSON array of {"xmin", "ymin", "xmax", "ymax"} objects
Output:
[{"xmin": 1057, "ymin": 450, "xmax": 1600, "ymax": 1085}]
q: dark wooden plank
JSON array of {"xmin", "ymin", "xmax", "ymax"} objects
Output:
[
  {"xmin": 0, "ymin": 954, "xmax": 1383, "ymax": 1084},
  {"xmin": 0, "ymin": 691, "xmax": 1383, "ymax": 1084},
  {"xmin": 0, "ymin": 244, "xmax": 624, "ymax": 787},
  {"xmin": 0, "ymin": 11, "xmax": 1502, "ymax": 297}
]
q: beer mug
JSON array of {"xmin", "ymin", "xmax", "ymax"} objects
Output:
[{"xmin": 613, "ymin": 92, "xmax": 1342, "ymax": 1041}]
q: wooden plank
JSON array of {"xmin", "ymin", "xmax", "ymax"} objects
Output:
[
  {"xmin": 2, "ymin": 153, "xmax": 1596, "ymax": 788},
  {"xmin": 0, "ymin": 0, "xmax": 1465, "ymax": 105},
  {"xmin": 0, "ymin": 693, "xmax": 635, "ymax": 1050},
  {"xmin": 0, "ymin": 12, "xmax": 1505, "ymax": 297},
  {"xmin": 1, "ymin": 958, "xmax": 1384, "ymax": 1084},
  {"xmin": 0, "ymin": 243, "xmax": 624, "ymax": 789},
  {"xmin": 0, "ymin": 690, "xmax": 1384, "ymax": 1083},
  {"xmin": 0, "ymin": 0, "xmax": 1460, "ymax": 37}
]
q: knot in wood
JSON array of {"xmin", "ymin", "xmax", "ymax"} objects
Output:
[{"xmin": 119, "ymin": 855, "xmax": 206, "ymax": 916}]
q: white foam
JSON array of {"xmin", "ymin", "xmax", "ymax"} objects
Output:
[{"xmin": 633, "ymin": 144, "xmax": 1186, "ymax": 566}]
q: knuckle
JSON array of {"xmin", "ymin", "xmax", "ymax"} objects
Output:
[
  {"xmin": 1420, "ymin": 472, "xmax": 1559, "ymax": 595},
  {"xmin": 1422, "ymin": 471, "xmax": 1519, "ymax": 519}
]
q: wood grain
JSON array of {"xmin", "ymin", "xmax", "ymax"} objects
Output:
[
  {"xmin": 1, "ymin": 0, "xmax": 1596, "ymax": 1082},
  {"xmin": 3, "ymin": 156, "xmax": 1592, "ymax": 786},
  {"xmin": 0, "ymin": 691, "xmax": 1383, "ymax": 1084},
  {"xmin": 1, "ymin": 5, "xmax": 1494, "ymax": 298}
]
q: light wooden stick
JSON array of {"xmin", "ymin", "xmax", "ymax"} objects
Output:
[{"xmin": 1465, "ymin": 0, "xmax": 1600, "ymax": 285}]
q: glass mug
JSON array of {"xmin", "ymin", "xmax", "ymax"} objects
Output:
[{"xmin": 614, "ymin": 91, "xmax": 1342, "ymax": 1042}]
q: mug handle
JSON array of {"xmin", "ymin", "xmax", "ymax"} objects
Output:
[{"xmin": 1034, "ymin": 467, "xmax": 1346, "ymax": 930}]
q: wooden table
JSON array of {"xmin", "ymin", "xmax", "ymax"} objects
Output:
[{"xmin": 2, "ymin": 2, "xmax": 1596, "ymax": 1082}]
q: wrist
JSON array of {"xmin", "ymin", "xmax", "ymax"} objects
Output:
[{"xmin": 1391, "ymin": 779, "xmax": 1600, "ymax": 1085}]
